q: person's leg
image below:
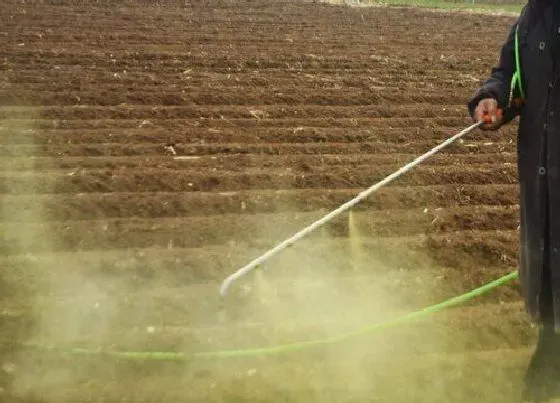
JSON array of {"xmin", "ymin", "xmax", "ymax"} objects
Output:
[
  {"xmin": 522, "ymin": 180, "xmax": 560, "ymax": 402},
  {"xmin": 523, "ymin": 279, "xmax": 556, "ymax": 402},
  {"xmin": 522, "ymin": 233, "xmax": 560, "ymax": 401}
]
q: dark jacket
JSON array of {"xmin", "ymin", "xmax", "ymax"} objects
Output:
[{"xmin": 468, "ymin": 0, "xmax": 560, "ymax": 329}]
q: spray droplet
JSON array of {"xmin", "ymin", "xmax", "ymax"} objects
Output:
[
  {"xmin": 247, "ymin": 368, "xmax": 257, "ymax": 377},
  {"xmin": 146, "ymin": 326, "xmax": 155, "ymax": 333}
]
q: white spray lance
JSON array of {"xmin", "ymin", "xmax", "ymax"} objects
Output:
[{"xmin": 219, "ymin": 119, "xmax": 489, "ymax": 297}]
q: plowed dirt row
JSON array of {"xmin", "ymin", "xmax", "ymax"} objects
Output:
[
  {"xmin": 2, "ymin": 153, "xmax": 517, "ymax": 171},
  {"xmin": 1, "ymin": 267, "xmax": 519, "ymax": 316},
  {"xmin": 0, "ymin": 205, "xmax": 519, "ymax": 253},
  {"xmin": 0, "ymin": 184, "xmax": 518, "ymax": 221},
  {"xmin": 0, "ymin": 164, "xmax": 518, "ymax": 194},
  {"xmin": 3, "ymin": 59, "xmax": 488, "ymax": 80},
  {"xmin": 3, "ymin": 125, "xmax": 508, "ymax": 145},
  {"xmin": 3, "ymin": 26, "xmax": 493, "ymax": 48},
  {"xmin": 0, "ymin": 116, "xmax": 482, "ymax": 129},
  {"xmin": 4, "ymin": 68, "xmax": 476, "ymax": 84},
  {"xmin": 0, "ymin": 0, "xmax": 530, "ymax": 402},
  {"xmin": 1, "ymin": 302, "xmax": 529, "ymax": 354},
  {"xmin": 1, "ymin": 127, "xmax": 509, "ymax": 147},
  {"xmin": 0, "ymin": 104, "xmax": 470, "ymax": 120},
  {"xmin": 3, "ymin": 72, "xmax": 483, "ymax": 93},
  {"xmin": 4, "ymin": 89, "xmax": 472, "ymax": 107},
  {"xmin": 0, "ymin": 141, "xmax": 517, "ymax": 159},
  {"xmin": 1, "ymin": 230, "xmax": 519, "ymax": 284},
  {"xmin": 2, "ymin": 37, "xmax": 496, "ymax": 57},
  {"xmin": 0, "ymin": 348, "xmax": 534, "ymax": 403}
]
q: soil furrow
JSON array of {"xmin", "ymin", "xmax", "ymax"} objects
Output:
[
  {"xmin": 0, "ymin": 141, "xmax": 517, "ymax": 158},
  {"xmin": 0, "ymin": 164, "xmax": 518, "ymax": 194},
  {"xmin": 0, "ymin": 184, "xmax": 519, "ymax": 221},
  {"xmin": 0, "ymin": 153, "xmax": 518, "ymax": 172},
  {"xmin": 0, "ymin": 205, "xmax": 519, "ymax": 253},
  {"xmin": 0, "ymin": 126, "xmax": 515, "ymax": 146}
]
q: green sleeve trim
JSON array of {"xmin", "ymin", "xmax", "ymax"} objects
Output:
[{"xmin": 511, "ymin": 24, "xmax": 525, "ymax": 102}]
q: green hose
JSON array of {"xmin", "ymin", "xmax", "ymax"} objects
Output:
[{"xmin": 25, "ymin": 270, "xmax": 518, "ymax": 360}]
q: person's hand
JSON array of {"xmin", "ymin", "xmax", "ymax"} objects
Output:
[{"xmin": 474, "ymin": 98, "xmax": 503, "ymax": 131}]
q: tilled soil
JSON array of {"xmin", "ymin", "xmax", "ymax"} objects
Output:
[{"xmin": 0, "ymin": 1, "xmax": 530, "ymax": 402}]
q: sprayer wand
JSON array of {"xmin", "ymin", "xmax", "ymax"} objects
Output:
[{"xmin": 219, "ymin": 119, "xmax": 487, "ymax": 296}]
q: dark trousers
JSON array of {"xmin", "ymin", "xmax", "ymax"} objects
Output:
[{"xmin": 523, "ymin": 225, "xmax": 560, "ymax": 401}]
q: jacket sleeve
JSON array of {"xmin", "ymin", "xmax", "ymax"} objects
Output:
[{"xmin": 467, "ymin": 20, "xmax": 520, "ymax": 124}]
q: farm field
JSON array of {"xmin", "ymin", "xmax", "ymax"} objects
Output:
[{"xmin": 1, "ymin": 1, "xmax": 530, "ymax": 402}]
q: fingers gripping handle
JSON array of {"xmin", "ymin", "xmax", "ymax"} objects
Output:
[{"xmin": 481, "ymin": 108, "xmax": 503, "ymax": 124}]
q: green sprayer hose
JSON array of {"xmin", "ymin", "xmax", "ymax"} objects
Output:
[{"xmin": 26, "ymin": 270, "xmax": 517, "ymax": 360}]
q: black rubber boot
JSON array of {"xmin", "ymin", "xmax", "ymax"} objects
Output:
[{"xmin": 522, "ymin": 324, "xmax": 560, "ymax": 402}]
